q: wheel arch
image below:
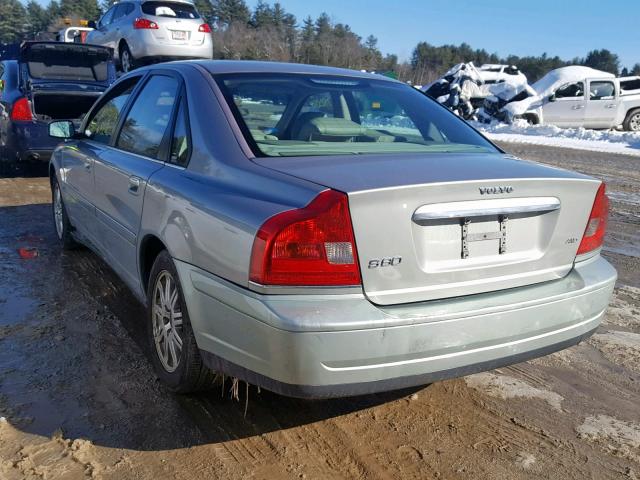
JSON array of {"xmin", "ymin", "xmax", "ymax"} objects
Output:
[
  {"xmin": 140, "ymin": 234, "xmax": 168, "ymax": 294},
  {"xmin": 623, "ymin": 107, "xmax": 640, "ymax": 131},
  {"xmin": 118, "ymin": 38, "xmax": 128, "ymax": 57}
]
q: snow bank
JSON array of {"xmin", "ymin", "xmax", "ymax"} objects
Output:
[{"xmin": 471, "ymin": 119, "xmax": 640, "ymax": 156}]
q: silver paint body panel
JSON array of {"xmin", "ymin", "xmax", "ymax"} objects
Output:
[{"xmin": 50, "ymin": 60, "xmax": 617, "ymax": 396}]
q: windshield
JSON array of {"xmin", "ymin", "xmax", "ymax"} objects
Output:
[
  {"xmin": 141, "ymin": 1, "xmax": 200, "ymax": 18},
  {"xmin": 215, "ymin": 73, "xmax": 497, "ymax": 157}
]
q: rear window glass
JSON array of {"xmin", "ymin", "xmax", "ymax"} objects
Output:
[
  {"xmin": 216, "ymin": 73, "xmax": 497, "ymax": 158},
  {"xmin": 621, "ymin": 78, "xmax": 640, "ymax": 92},
  {"xmin": 141, "ymin": 1, "xmax": 200, "ymax": 18},
  {"xmin": 24, "ymin": 45, "xmax": 110, "ymax": 82}
]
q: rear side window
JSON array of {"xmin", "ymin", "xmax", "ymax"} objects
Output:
[
  {"xmin": 589, "ymin": 81, "xmax": 615, "ymax": 100},
  {"xmin": 86, "ymin": 77, "xmax": 140, "ymax": 144},
  {"xmin": 141, "ymin": 1, "xmax": 200, "ymax": 18},
  {"xmin": 169, "ymin": 98, "xmax": 190, "ymax": 166},
  {"xmin": 112, "ymin": 3, "xmax": 133, "ymax": 21},
  {"xmin": 99, "ymin": 6, "xmax": 116, "ymax": 27},
  {"xmin": 116, "ymin": 75, "xmax": 179, "ymax": 158}
]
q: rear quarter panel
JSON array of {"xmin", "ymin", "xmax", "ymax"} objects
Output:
[{"xmin": 139, "ymin": 66, "xmax": 324, "ymax": 288}]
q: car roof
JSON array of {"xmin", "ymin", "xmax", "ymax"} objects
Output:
[{"xmin": 172, "ymin": 60, "xmax": 398, "ymax": 82}]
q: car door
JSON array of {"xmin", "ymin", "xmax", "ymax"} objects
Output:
[
  {"xmin": 88, "ymin": 6, "xmax": 116, "ymax": 48},
  {"xmin": 108, "ymin": 3, "xmax": 132, "ymax": 52},
  {"xmin": 92, "ymin": 72, "xmax": 181, "ymax": 291},
  {"xmin": 584, "ymin": 79, "xmax": 619, "ymax": 128},
  {"xmin": 542, "ymin": 81, "xmax": 586, "ymax": 126},
  {"xmin": 64, "ymin": 75, "xmax": 143, "ymax": 244}
]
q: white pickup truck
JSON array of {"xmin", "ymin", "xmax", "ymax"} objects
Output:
[{"xmin": 482, "ymin": 66, "xmax": 640, "ymax": 131}]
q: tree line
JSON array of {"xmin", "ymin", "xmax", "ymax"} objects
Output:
[{"xmin": 1, "ymin": 0, "xmax": 639, "ymax": 84}]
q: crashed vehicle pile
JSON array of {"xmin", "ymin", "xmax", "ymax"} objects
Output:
[
  {"xmin": 422, "ymin": 63, "xmax": 528, "ymax": 120},
  {"xmin": 478, "ymin": 66, "xmax": 640, "ymax": 131}
]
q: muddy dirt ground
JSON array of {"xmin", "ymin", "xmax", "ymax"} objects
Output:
[{"xmin": 0, "ymin": 144, "xmax": 638, "ymax": 480}]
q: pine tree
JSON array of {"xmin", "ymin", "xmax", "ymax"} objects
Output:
[
  {"xmin": 212, "ymin": 0, "xmax": 250, "ymax": 28},
  {"xmin": 583, "ymin": 49, "xmax": 620, "ymax": 75},
  {"xmin": 251, "ymin": 0, "xmax": 273, "ymax": 28},
  {"xmin": 631, "ymin": 63, "xmax": 640, "ymax": 76},
  {"xmin": 194, "ymin": 0, "xmax": 214, "ymax": 25},
  {"xmin": 0, "ymin": 0, "xmax": 27, "ymax": 43},
  {"xmin": 60, "ymin": 0, "xmax": 101, "ymax": 21},
  {"xmin": 25, "ymin": 0, "xmax": 50, "ymax": 37}
]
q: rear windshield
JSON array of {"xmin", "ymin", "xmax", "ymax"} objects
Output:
[
  {"xmin": 215, "ymin": 73, "xmax": 497, "ymax": 157},
  {"xmin": 24, "ymin": 44, "xmax": 110, "ymax": 82},
  {"xmin": 141, "ymin": 1, "xmax": 200, "ymax": 18}
]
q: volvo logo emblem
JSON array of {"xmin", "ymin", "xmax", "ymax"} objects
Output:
[{"xmin": 479, "ymin": 186, "xmax": 514, "ymax": 195}]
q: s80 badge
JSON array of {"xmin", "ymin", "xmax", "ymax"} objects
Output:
[{"xmin": 368, "ymin": 256, "xmax": 402, "ymax": 269}]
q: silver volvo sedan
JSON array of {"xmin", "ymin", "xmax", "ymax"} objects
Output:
[{"xmin": 48, "ymin": 61, "xmax": 617, "ymax": 398}]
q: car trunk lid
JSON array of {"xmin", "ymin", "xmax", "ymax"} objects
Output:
[
  {"xmin": 254, "ymin": 152, "xmax": 602, "ymax": 305},
  {"xmin": 19, "ymin": 42, "xmax": 115, "ymax": 89}
]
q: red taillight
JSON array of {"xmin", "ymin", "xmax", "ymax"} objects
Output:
[
  {"xmin": 250, "ymin": 190, "xmax": 361, "ymax": 286},
  {"xmin": 577, "ymin": 182, "xmax": 608, "ymax": 255},
  {"xmin": 198, "ymin": 23, "xmax": 211, "ymax": 33},
  {"xmin": 11, "ymin": 97, "xmax": 33, "ymax": 121},
  {"xmin": 133, "ymin": 18, "xmax": 158, "ymax": 29}
]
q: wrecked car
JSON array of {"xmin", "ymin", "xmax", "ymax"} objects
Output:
[
  {"xmin": 423, "ymin": 63, "xmax": 528, "ymax": 121},
  {"xmin": 48, "ymin": 61, "xmax": 616, "ymax": 398},
  {"xmin": 478, "ymin": 64, "xmax": 527, "ymax": 85},
  {"xmin": 480, "ymin": 66, "xmax": 640, "ymax": 131},
  {"xmin": 0, "ymin": 42, "xmax": 115, "ymax": 163},
  {"xmin": 422, "ymin": 63, "xmax": 486, "ymax": 119}
]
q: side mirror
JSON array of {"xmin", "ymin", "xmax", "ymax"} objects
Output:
[
  {"xmin": 49, "ymin": 120, "xmax": 75, "ymax": 139},
  {"xmin": 88, "ymin": 20, "xmax": 97, "ymax": 29},
  {"xmin": 548, "ymin": 93, "xmax": 556, "ymax": 102}
]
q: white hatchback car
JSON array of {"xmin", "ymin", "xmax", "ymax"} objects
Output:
[{"xmin": 87, "ymin": 0, "xmax": 213, "ymax": 72}]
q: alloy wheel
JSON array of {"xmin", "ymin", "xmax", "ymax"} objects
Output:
[
  {"xmin": 152, "ymin": 271, "xmax": 184, "ymax": 373},
  {"xmin": 53, "ymin": 184, "xmax": 64, "ymax": 239},
  {"xmin": 121, "ymin": 50, "xmax": 132, "ymax": 73},
  {"xmin": 630, "ymin": 113, "xmax": 640, "ymax": 132}
]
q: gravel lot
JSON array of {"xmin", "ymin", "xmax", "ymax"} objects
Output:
[{"xmin": 0, "ymin": 143, "xmax": 639, "ymax": 479}]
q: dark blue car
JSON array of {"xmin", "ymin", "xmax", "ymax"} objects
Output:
[{"xmin": 0, "ymin": 42, "xmax": 115, "ymax": 164}]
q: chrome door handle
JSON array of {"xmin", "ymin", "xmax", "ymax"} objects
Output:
[
  {"xmin": 128, "ymin": 176, "xmax": 141, "ymax": 195},
  {"xmin": 571, "ymin": 105, "xmax": 584, "ymax": 110},
  {"xmin": 605, "ymin": 104, "xmax": 617, "ymax": 109},
  {"xmin": 83, "ymin": 161, "xmax": 91, "ymax": 171}
]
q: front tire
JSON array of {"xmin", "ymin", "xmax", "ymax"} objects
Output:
[
  {"xmin": 623, "ymin": 108, "xmax": 640, "ymax": 132},
  {"xmin": 51, "ymin": 176, "xmax": 78, "ymax": 250},
  {"xmin": 147, "ymin": 250, "xmax": 217, "ymax": 393}
]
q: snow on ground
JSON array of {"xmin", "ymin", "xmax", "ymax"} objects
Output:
[
  {"xmin": 464, "ymin": 372, "xmax": 564, "ymax": 411},
  {"xmin": 577, "ymin": 415, "xmax": 640, "ymax": 462},
  {"xmin": 590, "ymin": 331, "xmax": 640, "ymax": 373},
  {"xmin": 470, "ymin": 119, "xmax": 640, "ymax": 156}
]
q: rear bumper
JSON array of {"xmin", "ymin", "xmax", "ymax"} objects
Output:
[
  {"xmin": 176, "ymin": 255, "xmax": 617, "ymax": 398},
  {"xmin": 5, "ymin": 123, "xmax": 58, "ymax": 162}
]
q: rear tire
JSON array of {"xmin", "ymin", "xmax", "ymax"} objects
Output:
[
  {"xmin": 147, "ymin": 250, "xmax": 218, "ymax": 393},
  {"xmin": 623, "ymin": 108, "xmax": 640, "ymax": 132},
  {"xmin": 119, "ymin": 43, "xmax": 136, "ymax": 73},
  {"xmin": 51, "ymin": 176, "xmax": 78, "ymax": 250}
]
